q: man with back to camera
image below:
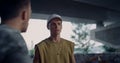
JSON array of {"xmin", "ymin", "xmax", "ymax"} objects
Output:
[
  {"xmin": 0, "ymin": 0, "xmax": 32, "ymax": 63},
  {"xmin": 33, "ymin": 14, "xmax": 76, "ymax": 63}
]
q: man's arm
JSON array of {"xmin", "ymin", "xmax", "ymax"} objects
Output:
[
  {"xmin": 7, "ymin": 33, "xmax": 32, "ymax": 63},
  {"xmin": 6, "ymin": 51, "xmax": 32, "ymax": 63},
  {"xmin": 0, "ymin": 31, "xmax": 32, "ymax": 63},
  {"xmin": 72, "ymin": 54, "xmax": 76, "ymax": 63},
  {"xmin": 33, "ymin": 45, "xmax": 41, "ymax": 63},
  {"xmin": 70, "ymin": 42, "xmax": 76, "ymax": 63}
]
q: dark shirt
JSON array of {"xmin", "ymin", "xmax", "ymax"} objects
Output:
[{"xmin": 0, "ymin": 24, "xmax": 32, "ymax": 63}]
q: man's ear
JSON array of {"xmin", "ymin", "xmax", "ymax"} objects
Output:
[
  {"xmin": 21, "ymin": 10, "xmax": 27, "ymax": 22},
  {"xmin": 47, "ymin": 25, "xmax": 50, "ymax": 30}
]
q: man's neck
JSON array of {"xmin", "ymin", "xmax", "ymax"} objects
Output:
[
  {"xmin": 3, "ymin": 19, "xmax": 22, "ymax": 32},
  {"xmin": 50, "ymin": 35, "xmax": 61, "ymax": 43}
]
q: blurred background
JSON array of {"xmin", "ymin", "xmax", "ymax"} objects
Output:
[{"xmin": 2, "ymin": 0, "xmax": 120, "ymax": 63}]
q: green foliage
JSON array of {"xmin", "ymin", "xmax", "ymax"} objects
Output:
[
  {"xmin": 29, "ymin": 49, "xmax": 34, "ymax": 58},
  {"xmin": 71, "ymin": 23, "xmax": 95, "ymax": 53},
  {"xmin": 102, "ymin": 45, "xmax": 117, "ymax": 52},
  {"xmin": 71, "ymin": 23, "xmax": 117, "ymax": 53}
]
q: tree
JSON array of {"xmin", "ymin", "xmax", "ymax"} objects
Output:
[
  {"xmin": 71, "ymin": 23, "xmax": 95, "ymax": 54},
  {"xmin": 102, "ymin": 45, "xmax": 117, "ymax": 52},
  {"xmin": 29, "ymin": 49, "xmax": 34, "ymax": 58}
]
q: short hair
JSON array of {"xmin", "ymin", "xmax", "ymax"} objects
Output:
[{"xmin": 0, "ymin": 0, "xmax": 30, "ymax": 22}]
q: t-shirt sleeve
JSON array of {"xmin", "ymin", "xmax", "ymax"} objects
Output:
[
  {"xmin": 33, "ymin": 45, "xmax": 41, "ymax": 63},
  {"xmin": 70, "ymin": 42, "xmax": 75, "ymax": 54}
]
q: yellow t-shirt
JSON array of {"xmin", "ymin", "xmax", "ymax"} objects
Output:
[{"xmin": 34, "ymin": 38, "xmax": 75, "ymax": 63}]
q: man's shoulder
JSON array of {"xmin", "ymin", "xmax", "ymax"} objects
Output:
[
  {"xmin": 36, "ymin": 38, "xmax": 49, "ymax": 46},
  {"xmin": 0, "ymin": 25, "xmax": 13, "ymax": 40},
  {"xmin": 0, "ymin": 25, "xmax": 18, "ymax": 35},
  {"xmin": 0, "ymin": 25, "xmax": 25, "ymax": 47},
  {"xmin": 61, "ymin": 38, "xmax": 74, "ymax": 45},
  {"xmin": 0, "ymin": 26, "xmax": 9, "ymax": 34}
]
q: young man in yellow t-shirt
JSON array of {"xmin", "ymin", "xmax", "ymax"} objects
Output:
[{"xmin": 33, "ymin": 14, "xmax": 76, "ymax": 63}]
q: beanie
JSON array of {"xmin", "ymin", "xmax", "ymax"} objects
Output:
[{"xmin": 47, "ymin": 14, "xmax": 62, "ymax": 29}]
